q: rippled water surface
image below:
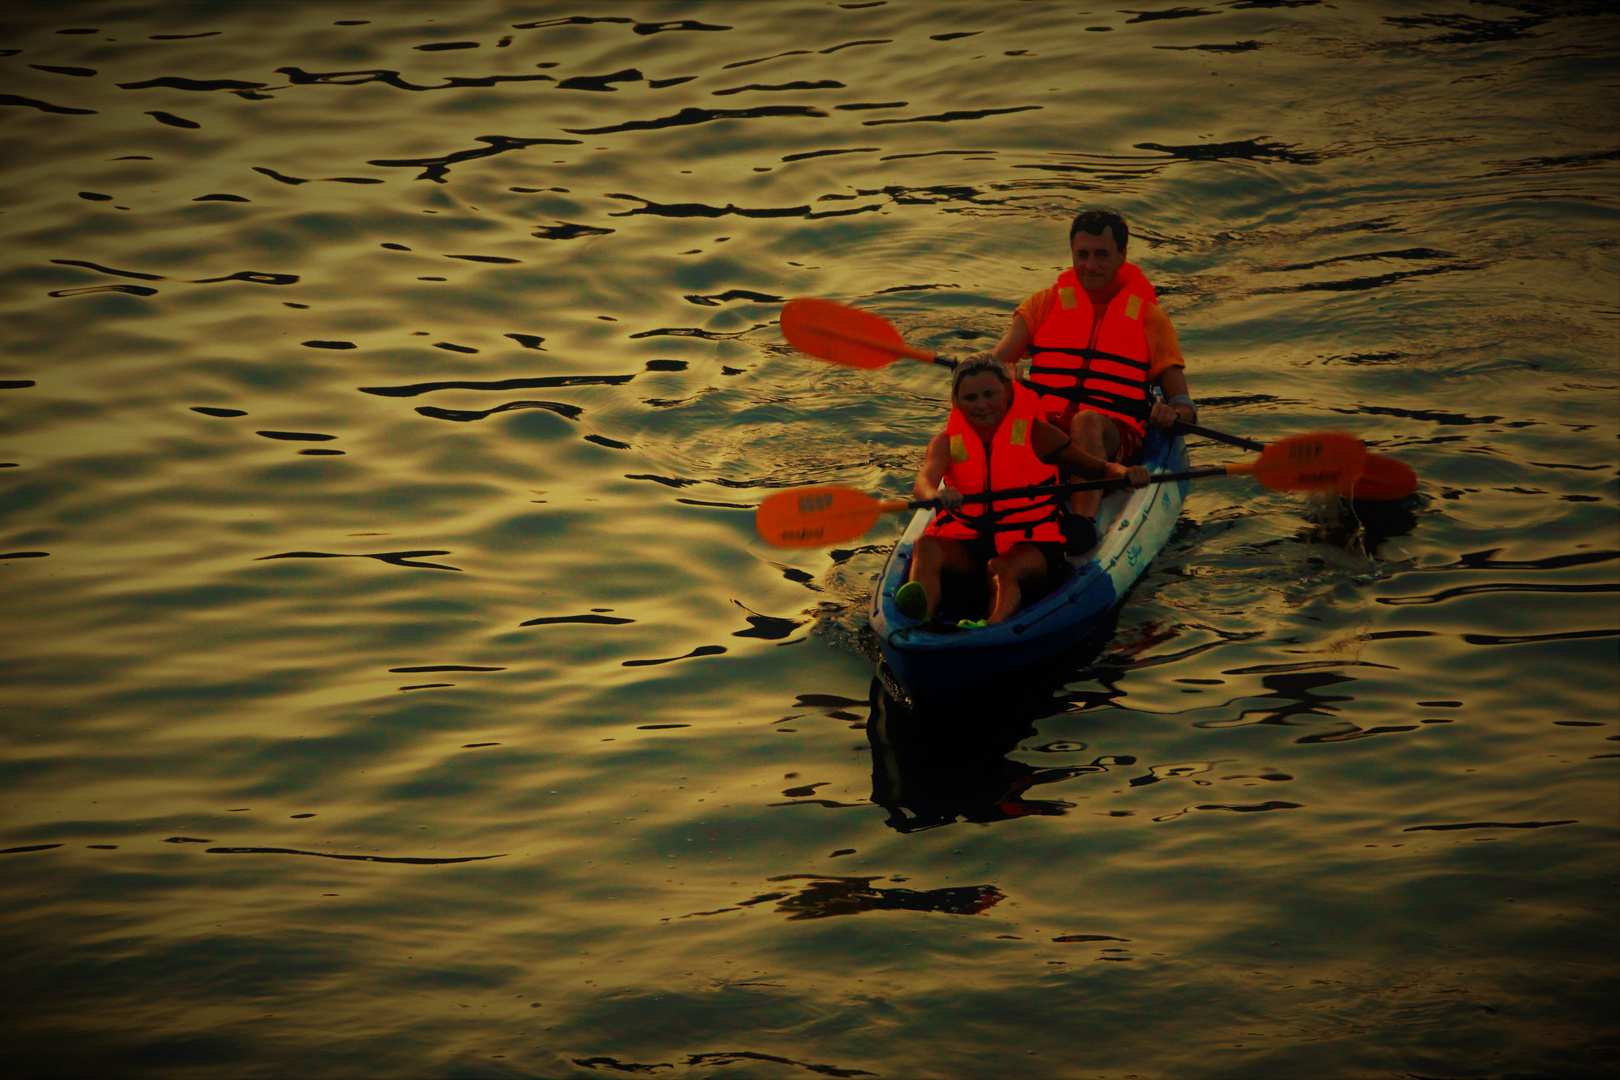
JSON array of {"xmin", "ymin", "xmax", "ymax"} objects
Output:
[{"xmin": 3, "ymin": 3, "xmax": 1617, "ymax": 1077}]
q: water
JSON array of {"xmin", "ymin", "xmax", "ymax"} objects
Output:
[{"xmin": 2, "ymin": 2, "xmax": 1616, "ymax": 1077}]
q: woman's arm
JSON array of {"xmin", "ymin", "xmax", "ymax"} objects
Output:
[
  {"xmin": 1032, "ymin": 420, "xmax": 1150, "ymax": 486},
  {"xmin": 913, "ymin": 433, "xmax": 963, "ymax": 507}
]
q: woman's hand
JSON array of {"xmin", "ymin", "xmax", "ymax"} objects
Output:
[{"xmin": 1107, "ymin": 462, "xmax": 1152, "ymax": 488}]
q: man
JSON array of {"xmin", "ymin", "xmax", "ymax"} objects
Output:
[{"xmin": 973, "ymin": 209, "xmax": 1197, "ymax": 553}]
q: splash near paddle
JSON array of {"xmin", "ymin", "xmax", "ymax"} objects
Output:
[{"xmin": 1352, "ymin": 454, "xmax": 1418, "ymax": 500}]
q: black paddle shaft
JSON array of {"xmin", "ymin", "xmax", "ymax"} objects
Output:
[
  {"xmin": 910, "ymin": 467, "xmax": 1229, "ymax": 510},
  {"xmin": 1171, "ymin": 419, "xmax": 1264, "ymax": 453}
]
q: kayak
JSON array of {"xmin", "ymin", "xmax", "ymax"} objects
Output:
[{"xmin": 869, "ymin": 427, "xmax": 1188, "ymax": 705}]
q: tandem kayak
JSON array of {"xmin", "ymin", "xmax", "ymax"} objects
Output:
[{"xmin": 869, "ymin": 427, "xmax": 1188, "ymax": 705}]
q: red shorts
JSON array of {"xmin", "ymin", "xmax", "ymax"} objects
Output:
[{"xmin": 1044, "ymin": 404, "xmax": 1144, "ymax": 464}]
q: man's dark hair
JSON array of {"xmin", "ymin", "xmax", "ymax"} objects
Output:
[{"xmin": 1069, "ymin": 209, "xmax": 1129, "ymax": 251}]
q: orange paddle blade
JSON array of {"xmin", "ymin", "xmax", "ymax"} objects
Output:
[
  {"xmin": 1351, "ymin": 454, "xmax": 1417, "ymax": 500},
  {"xmin": 780, "ymin": 298, "xmax": 932, "ymax": 369},
  {"xmin": 756, "ymin": 485, "xmax": 909, "ymax": 547},
  {"xmin": 1229, "ymin": 432, "xmax": 1367, "ymax": 492}
]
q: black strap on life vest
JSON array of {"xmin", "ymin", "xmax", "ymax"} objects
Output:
[
  {"xmin": 1024, "ymin": 375, "xmax": 1151, "ymax": 421},
  {"xmin": 938, "ymin": 492, "xmax": 1062, "ymax": 542},
  {"xmin": 1029, "ymin": 345, "xmax": 1150, "ymax": 371},
  {"xmin": 1026, "ymin": 346, "xmax": 1152, "ymax": 421}
]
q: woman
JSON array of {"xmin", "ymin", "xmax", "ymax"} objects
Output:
[{"xmin": 896, "ymin": 357, "xmax": 1149, "ymax": 627}]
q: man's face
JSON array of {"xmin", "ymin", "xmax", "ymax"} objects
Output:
[{"xmin": 1071, "ymin": 228, "xmax": 1125, "ymax": 291}]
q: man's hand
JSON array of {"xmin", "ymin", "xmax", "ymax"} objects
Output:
[
  {"xmin": 1149, "ymin": 401, "xmax": 1186, "ymax": 428},
  {"xmin": 935, "ymin": 484, "xmax": 964, "ymax": 510}
]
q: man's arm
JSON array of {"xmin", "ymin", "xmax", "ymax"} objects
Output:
[
  {"xmin": 1149, "ymin": 365, "xmax": 1196, "ymax": 429},
  {"xmin": 1144, "ymin": 305, "xmax": 1195, "ymax": 429},
  {"xmin": 965, "ymin": 289, "xmax": 1050, "ymax": 378},
  {"xmin": 988, "ymin": 313, "xmax": 1034, "ymax": 378}
]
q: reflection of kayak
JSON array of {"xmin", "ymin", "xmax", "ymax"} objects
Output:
[{"xmin": 870, "ymin": 428, "xmax": 1188, "ymax": 705}]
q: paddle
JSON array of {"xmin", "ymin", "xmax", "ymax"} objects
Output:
[
  {"xmin": 757, "ymin": 432, "xmax": 1366, "ymax": 547},
  {"xmin": 780, "ymin": 297, "xmax": 957, "ymax": 370},
  {"xmin": 1171, "ymin": 421, "xmax": 1416, "ymax": 500},
  {"xmin": 1170, "ymin": 419, "xmax": 1262, "ymax": 453},
  {"xmin": 779, "ymin": 298, "xmax": 1416, "ymax": 501}
]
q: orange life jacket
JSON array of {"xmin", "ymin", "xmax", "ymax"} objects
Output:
[
  {"xmin": 1025, "ymin": 263, "xmax": 1157, "ymax": 434},
  {"xmin": 924, "ymin": 382, "xmax": 1062, "ymax": 554}
]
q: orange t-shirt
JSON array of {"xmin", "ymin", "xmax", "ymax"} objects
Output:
[{"xmin": 1015, "ymin": 285, "xmax": 1185, "ymax": 379}]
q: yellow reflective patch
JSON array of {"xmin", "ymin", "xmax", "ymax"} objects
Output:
[
  {"xmin": 1009, "ymin": 419, "xmax": 1027, "ymax": 446},
  {"xmin": 949, "ymin": 433, "xmax": 968, "ymax": 462},
  {"xmin": 1124, "ymin": 294, "xmax": 1142, "ymax": 320},
  {"xmin": 1059, "ymin": 287, "xmax": 1077, "ymax": 309}
]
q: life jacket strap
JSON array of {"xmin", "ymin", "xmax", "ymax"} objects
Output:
[
  {"xmin": 1028, "ymin": 346, "xmax": 1151, "ymax": 374},
  {"xmin": 1021, "ymin": 380, "xmax": 1151, "ymax": 421},
  {"xmin": 939, "ymin": 496, "xmax": 1062, "ymax": 538}
]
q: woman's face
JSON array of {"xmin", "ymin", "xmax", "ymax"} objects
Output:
[{"xmin": 954, "ymin": 371, "xmax": 1010, "ymax": 429}]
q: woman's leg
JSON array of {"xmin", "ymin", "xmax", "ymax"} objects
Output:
[
  {"xmin": 907, "ymin": 535, "xmax": 977, "ymax": 620},
  {"xmin": 984, "ymin": 543, "xmax": 1051, "ymax": 624}
]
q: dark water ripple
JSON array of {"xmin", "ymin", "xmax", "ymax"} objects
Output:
[
  {"xmin": 565, "ymin": 104, "xmax": 829, "ymax": 136},
  {"xmin": 359, "ymin": 373, "xmax": 637, "ymax": 397},
  {"xmin": 575, "ymin": 1052, "xmax": 873, "ymax": 1078},
  {"xmin": 521, "ymin": 613, "xmax": 634, "ymax": 627},
  {"xmin": 0, "ymin": 91, "xmax": 96, "ymax": 113},
  {"xmin": 206, "ymin": 847, "xmax": 505, "ymax": 864},
  {"xmin": 367, "ymin": 134, "xmax": 584, "ymax": 181},
  {"xmin": 255, "ymin": 430, "xmax": 335, "ymax": 441},
  {"xmin": 1404, "ymin": 820, "xmax": 1578, "ymax": 832},
  {"xmin": 1378, "ymin": 581, "xmax": 1618, "ymax": 605},
  {"xmin": 255, "ymin": 550, "xmax": 463, "ymax": 571},
  {"xmin": 1, "ymin": 2, "xmax": 1616, "ymax": 1077},
  {"xmin": 417, "ymin": 400, "xmax": 583, "ymax": 423}
]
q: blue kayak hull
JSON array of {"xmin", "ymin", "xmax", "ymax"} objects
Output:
[{"xmin": 869, "ymin": 430, "xmax": 1188, "ymax": 705}]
